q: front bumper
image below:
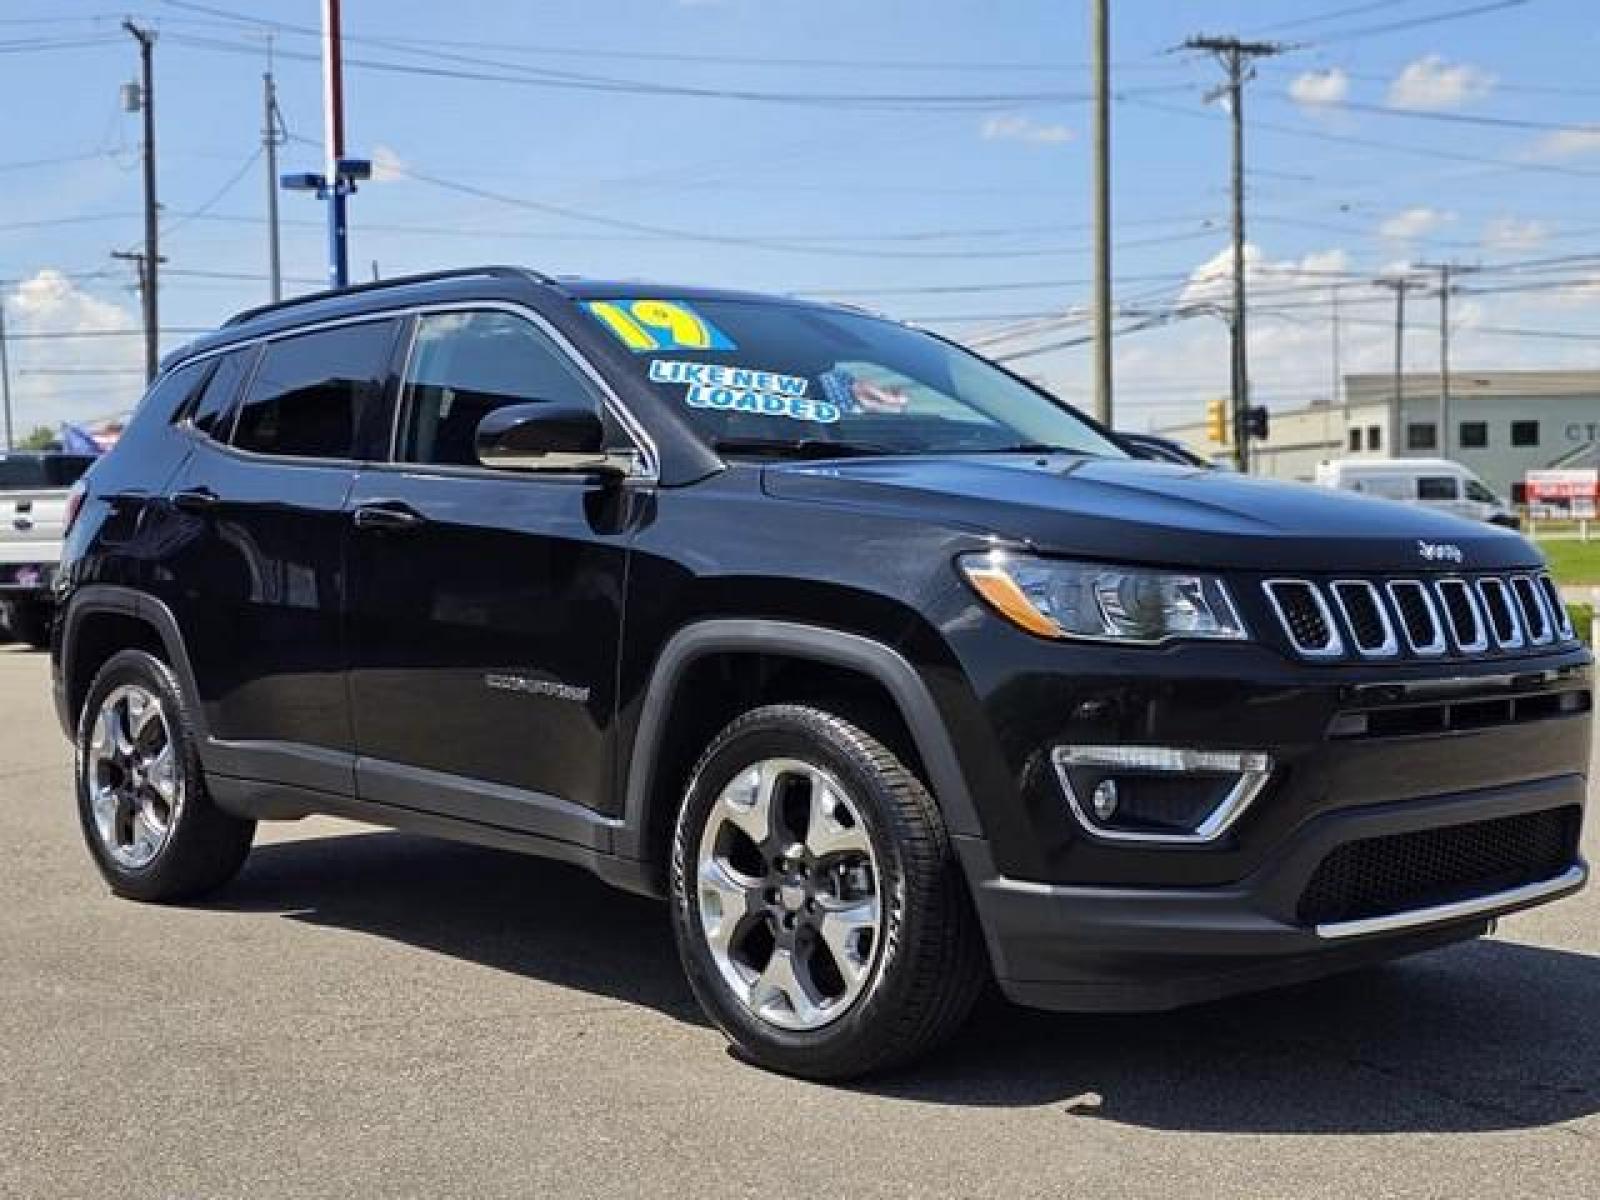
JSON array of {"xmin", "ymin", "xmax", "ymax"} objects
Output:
[{"xmin": 960, "ymin": 771, "xmax": 1587, "ymax": 1012}]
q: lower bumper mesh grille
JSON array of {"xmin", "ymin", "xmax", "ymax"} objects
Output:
[{"xmin": 1297, "ymin": 807, "xmax": 1581, "ymax": 927}]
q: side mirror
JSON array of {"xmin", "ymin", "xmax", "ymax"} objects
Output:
[{"xmin": 475, "ymin": 402, "xmax": 638, "ymax": 477}]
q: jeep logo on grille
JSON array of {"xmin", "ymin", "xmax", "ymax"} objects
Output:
[{"xmin": 1417, "ymin": 540, "xmax": 1464, "ymax": 564}]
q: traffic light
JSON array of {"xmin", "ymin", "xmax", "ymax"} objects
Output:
[
  {"xmin": 1205, "ymin": 397, "xmax": 1229, "ymax": 444},
  {"xmin": 1246, "ymin": 404, "xmax": 1269, "ymax": 441}
]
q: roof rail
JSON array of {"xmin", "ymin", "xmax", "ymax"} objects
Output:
[{"xmin": 223, "ymin": 265, "xmax": 556, "ymax": 328}]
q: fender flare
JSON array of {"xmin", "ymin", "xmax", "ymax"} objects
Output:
[
  {"xmin": 57, "ymin": 584, "xmax": 208, "ymax": 739},
  {"xmin": 616, "ymin": 618, "xmax": 982, "ymax": 862}
]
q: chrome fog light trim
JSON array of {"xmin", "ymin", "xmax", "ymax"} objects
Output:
[{"xmin": 1051, "ymin": 745, "xmax": 1275, "ymax": 845}]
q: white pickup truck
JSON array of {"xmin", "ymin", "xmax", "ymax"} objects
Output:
[{"xmin": 1, "ymin": 453, "xmax": 96, "ymax": 648}]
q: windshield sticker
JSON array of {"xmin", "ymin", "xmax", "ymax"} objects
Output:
[
  {"xmin": 819, "ymin": 368, "xmax": 910, "ymax": 414},
  {"xmin": 648, "ymin": 359, "xmax": 809, "ymax": 397},
  {"xmin": 583, "ymin": 299, "xmax": 736, "ymax": 353},
  {"xmin": 648, "ymin": 359, "xmax": 836, "ymax": 423}
]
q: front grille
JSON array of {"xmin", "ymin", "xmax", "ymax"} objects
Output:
[
  {"xmin": 1297, "ymin": 807, "xmax": 1581, "ymax": 927},
  {"xmin": 1264, "ymin": 572, "xmax": 1573, "ymax": 661}
]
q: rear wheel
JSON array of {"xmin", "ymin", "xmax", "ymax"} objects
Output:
[
  {"xmin": 671, "ymin": 704, "xmax": 987, "ymax": 1079},
  {"xmin": 75, "ymin": 649, "xmax": 254, "ymax": 901}
]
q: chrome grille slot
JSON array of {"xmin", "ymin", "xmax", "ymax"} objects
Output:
[
  {"xmin": 1264, "ymin": 580, "xmax": 1342, "ymax": 657},
  {"xmin": 1511, "ymin": 574, "xmax": 1553, "ymax": 644},
  {"xmin": 1330, "ymin": 580, "xmax": 1397, "ymax": 657},
  {"xmin": 1435, "ymin": 578, "xmax": 1488, "ymax": 653},
  {"xmin": 1386, "ymin": 580, "xmax": 1446, "ymax": 655},
  {"xmin": 1475, "ymin": 577, "xmax": 1523, "ymax": 649},
  {"xmin": 1538, "ymin": 573, "xmax": 1574, "ymax": 640}
]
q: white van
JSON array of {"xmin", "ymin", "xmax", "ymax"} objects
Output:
[{"xmin": 1314, "ymin": 458, "xmax": 1518, "ymax": 528}]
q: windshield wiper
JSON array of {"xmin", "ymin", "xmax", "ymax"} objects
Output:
[
  {"xmin": 711, "ymin": 437, "xmax": 900, "ymax": 460},
  {"xmin": 943, "ymin": 443, "xmax": 1092, "ymax": 456}
]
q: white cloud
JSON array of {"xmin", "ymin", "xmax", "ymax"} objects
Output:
[
  {"xmin": 1528, "ymin": 126, "xmax": 1600, "ymax": 160},
  {"xmin": 1177, "ymin": 243, "xmax": 1351, "ymax": 310},
  {"xmin": 980, "ymin": 114, "xmax": 1075, "ymax": 145},
  {"xmin": 1482, "ymin": 216, "xmax": 1549, "ymax": 252},
  {"xmin": 370, "ymin": 143, "xmax": 407, "ymax": 183},
  {"xmin": 1288, "ymin": 68, "xmax": 1349, "ymax": 110},
  {"xmin": 3, "ymin": 270, "xmax": 142, "ymax": 431},
  {"xmin": 1386, "ymin": 55, "xmax": 1495, "ymax": 110},
  {"xmin": 1378, "ymin": 206, "xmax": 1455, "ymax": 240}
]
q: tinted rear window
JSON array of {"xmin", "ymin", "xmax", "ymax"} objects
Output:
[
  {"xmin": 233, "ymin": 321, "xmax": 396, "ymax": 460},
  {"xmin": 0, "ymin": 455, "xmax": 97, "ymax": 490}
]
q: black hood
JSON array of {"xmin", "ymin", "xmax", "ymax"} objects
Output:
[{"xmin": 761, "ymin": 454, "xmax": 1539, "ymax": 573}]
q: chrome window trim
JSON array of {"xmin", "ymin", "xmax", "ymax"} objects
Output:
[
  {"xmin": 159, "ymin": 299, "xmax": 660, "ymax": 482},
  {"xmin": 1475, "ymin": 576, "xmax": 1525, "ymax": 650},
  {"xmin": 1051, "ymin": 746, "xmax": 1275, "ymax": 845},
  {"xmin": 1328, "ymin": 579, "xmax": 1398, "ymax": 658},
  {"xmin": 1385, "ymin": 579, "xmax": 1447, "ymax": 656},
  {"xmin": 1263, "ymin": 579, "xmax": 1344, "ymax": 658},
  {"xmin": 1510, "ymin": 573, "xmax": 1555, "ymax": 645},
  {"xmin": 1315, "ymin": 864, "xmax": 1586, "ymax": 940},
  {"xmin": 1434, "ymin": 577, "xmax": 1489, "ymax": 654}
]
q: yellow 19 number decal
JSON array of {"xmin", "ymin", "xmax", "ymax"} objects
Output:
[{"xmin": 583, "ymin": 299, "xmax": 736, "ymax": 353}]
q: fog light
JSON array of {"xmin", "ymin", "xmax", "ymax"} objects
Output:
[
  {"xmin": 1090, "ymin": 778, "xmax": 1120, "ymax": 822},
  {"xmin": 1052, "ymin": 745, "xmax": 1273, "ymax": 845}
]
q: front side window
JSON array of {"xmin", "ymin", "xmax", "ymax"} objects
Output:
[
  {"xmin": 398, "ymin": 310, "xmax": 602, "ymax": 466},
  {"xmin": 1511, "ymin": 420, "xmax": 1540, "ymax": 447},
  {"xmin": 232, "ymin": 321, "xmax": 396, "ymax": 460},
  {"xmin": 1466, "ymin": 479, "xmax": 1499, "ymax": 504},
  {"xmin": 580, "ymin": 296, "xmax": 1123, "ymax": 458},
  {"xmin": 1418, "ymin": 475, "xmax": 1459, "ymax": 500}
]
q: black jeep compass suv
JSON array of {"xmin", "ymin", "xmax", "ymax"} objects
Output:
[{"xmin": 52, "ymin": 266, "xmax": 1590, "ymax": 1079}]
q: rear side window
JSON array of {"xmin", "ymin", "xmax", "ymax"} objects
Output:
[
  {"xmin": 233, "ymin": 321, "xmax": 396, "ymax": 460},
  {"xmin": 1418, "ymin": 476, "xmax": 1459, "ymax": 500},
  {"xmin": 188, "ymin": 347, "xmax": 256, "ymax": 440},
  {"xmin": 397, "ymin": 310, "xmax": 602, "ymax": 467}
]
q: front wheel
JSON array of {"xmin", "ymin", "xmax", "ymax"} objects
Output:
[{"xmin": 670, "ymin": 704, "xmax": 987, "ymax": 1079}]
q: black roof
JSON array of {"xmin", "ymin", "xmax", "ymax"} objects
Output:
[{"xmin": 162, "ymin": 265, "xmax": 873, "ymax": 374}]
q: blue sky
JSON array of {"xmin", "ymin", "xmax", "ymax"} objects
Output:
[{"xmin": 3, "ymin": 0, "xmax": 1600, "ymax": 433}]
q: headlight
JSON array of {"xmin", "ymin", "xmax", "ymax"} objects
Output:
[{"xmin": 959, "ymin": 552, "xmax": 1248, "ymax": 643}]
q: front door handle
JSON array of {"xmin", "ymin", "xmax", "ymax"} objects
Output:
[
  {"xmin": 352, "ymin": 502, "xmax": 426, "ymax": 532},
  {"xmin": 170, "ymin": 487, "xmax": 220, "ymax": 514}
]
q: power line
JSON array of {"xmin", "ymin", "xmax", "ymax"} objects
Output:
[
  {"xmin": 1246, "ymin": 0, "xmax": 1428, "ymax": 35},
  {"xmin": 1302, "ymin": 0, "xmax": 1529, "ymax": 46}
]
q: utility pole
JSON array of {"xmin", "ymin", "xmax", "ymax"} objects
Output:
[
  {"xmin": 1375, "ymin": 276, "xmax": 1422, "ymax": 455},
  {"xmin": 1329, "ymin": 285, "xmax": 1342, "ymax": 456},
  {"xmin": 1414, "ymin": 262, "xmax": 1464, "ymax": 457},
  {"xmin": 0, "ymin": 299, "xmax": 13, "ymax": 452},
  {"xmin": 1186, "ymin": 34, "xmax": 1284, "ymax": 474},
  {"xmin": 123, "ymin": 21, "xmax": 159, "ymax": 382},
  {"xmin": 1090, "ymin": 0, "xmax": 1112, "ymax": 426},
  {"xmin": 262, "ymin": 43, "xmax": 286, "ymax": 302}
]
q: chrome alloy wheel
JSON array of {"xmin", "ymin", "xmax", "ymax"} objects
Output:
[
  {"xmin": 696, "ymin": 758, "xmax": 883, "ymax": 1031},
  {"xmin": 85, "ymin": 684, "xmax": 182, "ymax": 870}
]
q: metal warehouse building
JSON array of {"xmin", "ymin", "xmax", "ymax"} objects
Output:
[{"xmin": 1158, "ymin": 369, "xmax": 1600, "ymax": 497}]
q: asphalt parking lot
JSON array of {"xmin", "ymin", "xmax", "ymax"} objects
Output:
[{"xmin": 2, "ymin": 643, "xmax": 1597, "ymax": 1199}]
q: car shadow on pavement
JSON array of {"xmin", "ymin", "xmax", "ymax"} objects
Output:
[{"xmin": 215, "ymin": 830, "xmax": 1599, "ymax": 1134}]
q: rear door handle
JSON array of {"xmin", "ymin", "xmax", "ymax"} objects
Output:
[
  {"xmin": 170, "ymin": 487, "xmax": 220, "ymax": 514},
  {"xmin": 352, "ymin": 502, "xmax": 426, "ymax": 532}
]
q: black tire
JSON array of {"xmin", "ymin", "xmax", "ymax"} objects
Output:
[
  {"xmin": 670, "ymin": 704, "xmax": 988, "ymax": 1080},
  {"xmin": 75, "ymin": 648, "xmax": 255, "ymax": 902},
  {"xmin": 1, "ymin": 597, "xmax": 51, "ymax": 649}
]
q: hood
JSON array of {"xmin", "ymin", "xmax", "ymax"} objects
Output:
[{"xmin": 760, "ymin": 454, "xmax": 1538, "ymax": 573}]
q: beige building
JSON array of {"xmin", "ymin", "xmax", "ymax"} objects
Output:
[{"xmin": 1158, "ymin": 370, "xmax": 1600, "ymax": 496}]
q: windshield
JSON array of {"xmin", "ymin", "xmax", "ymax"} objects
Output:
[{"xmin": 580, "ymin": 296, "xmax": 1124, "ymax": 458}]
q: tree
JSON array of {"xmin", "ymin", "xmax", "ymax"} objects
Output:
[{"xmin": 17, "ymin": 426, "xmax": 58, "ymax": 452}]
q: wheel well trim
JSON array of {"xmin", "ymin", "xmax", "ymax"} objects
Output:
[
  {"xmin": 617, "ymin": 619, "xmax": 981, "ymax": 862},
  {"xmin": 58, "ymin": 585, "xmax": 208, "ymax": 740}
]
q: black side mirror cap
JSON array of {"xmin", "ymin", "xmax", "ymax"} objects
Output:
[{"xmin": 475, "ymin": 402, "xmax": 638, "ymax": 478}]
